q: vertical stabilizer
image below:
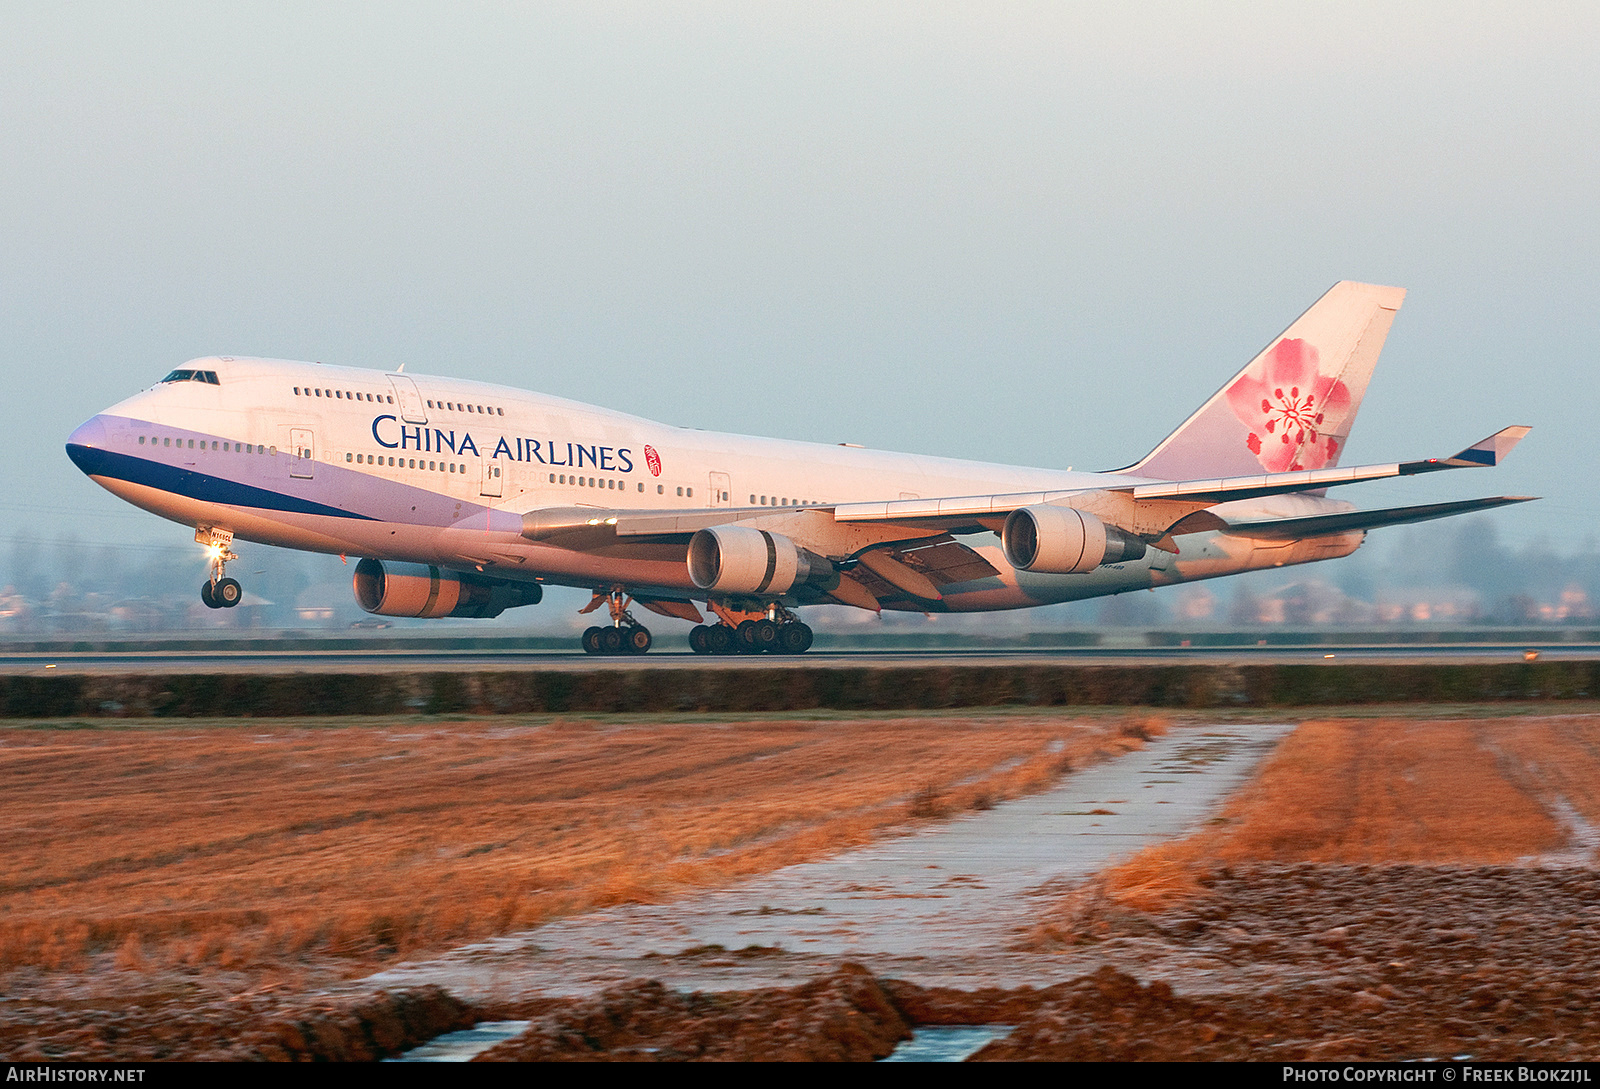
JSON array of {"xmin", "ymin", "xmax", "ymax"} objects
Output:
[{"xmin": 1123, "ymin": 281, "xmax": 1406, "ymax": 480}]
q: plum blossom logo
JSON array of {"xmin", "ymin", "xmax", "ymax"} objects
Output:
[
  {"xmin": 1225, "ymin": 338, "xmax": 1350, "ymax": 472},
  {"xmin": 643, "ymin": 444, "xmax": 662, "ymax": 477}
]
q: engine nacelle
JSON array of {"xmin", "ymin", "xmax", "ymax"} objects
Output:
[
  {"xmin": 687, "ymin": 526, "xmax": 837, "ymax": 596},
  {"xmin": 352, "ymin": 558, "xmax": 543, "ymax": 619},
  {"xmin": 1002, "ymin": 505, "xmax": 1148, "ymax": 574}
]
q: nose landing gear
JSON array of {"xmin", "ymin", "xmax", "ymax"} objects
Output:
[{"xmin": 196, "ymin": 527, "xmax": 242, "ymax": 610}]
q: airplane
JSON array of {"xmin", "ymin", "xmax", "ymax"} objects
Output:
[{"xmin": 66, "ymin": 281, "xmax": 1532, "ymax": 654}]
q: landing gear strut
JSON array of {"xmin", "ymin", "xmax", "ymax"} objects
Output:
[
  {"xmin": 196, "ymin": 527, "xmax": 242, "ymax": 610},
  {"xmin": 581, "ymin": 588, "xmax": 652, "ymax": 655},
  {"xmin": 689, "ymin": 602, "xmax": 813, "ymax": 655}
]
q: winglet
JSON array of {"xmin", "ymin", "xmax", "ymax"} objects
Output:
[
  {"xmin": 1400, "ymin": 426, "xmax": 1531, "ymax": 475},
  {"xmin": 1447, "ymin": 425, "xmax": 1532, "ymax": 467}
]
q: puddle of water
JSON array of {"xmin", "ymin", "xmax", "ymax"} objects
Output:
[
  {"xmin": 880, "ymin": 1025, "xmax": 1012, "ymax": 1062},
  {"xmin": 386, "ymin": 1020, "xmax": 531, "ymax": 1062}
]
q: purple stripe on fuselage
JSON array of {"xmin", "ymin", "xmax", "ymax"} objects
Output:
[{"xmin": 65, "ymin": 416, "xmax": 508, "ymax": 528}]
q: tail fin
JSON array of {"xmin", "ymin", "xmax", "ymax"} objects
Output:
[{"xmin": 1121, "ymin": 281, "xmax": 1406, "ymax": 480}]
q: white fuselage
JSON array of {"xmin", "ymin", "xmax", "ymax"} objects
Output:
[{"xmin": 67, "ymin": 356, "xmax": 1360, "ymax": 615}]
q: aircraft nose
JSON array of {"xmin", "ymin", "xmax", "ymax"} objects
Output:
[{"xmin": 65, "ymin": 414, "xmax": 109, "ymax": 474}]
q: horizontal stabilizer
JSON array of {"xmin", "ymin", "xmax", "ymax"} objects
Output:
[{"xmin": 1221, "ymin": 496, "xmax": 1537, "ymax": 539}]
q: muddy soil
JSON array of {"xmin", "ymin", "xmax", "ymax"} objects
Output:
[
  {"xmin": 0, "ymin": 982, "xmax": 472, "ymax": 1062},
  {"xmin": 6, "ymin": 864, "xmax": 1600, "ymax": 1060},
  {"xmin": 463, "ymin": 864, "xmax": 1600, "ymax": 1062}
]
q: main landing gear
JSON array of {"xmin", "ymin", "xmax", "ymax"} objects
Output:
[
  {"xmin": 689, "ymin": 603, "xmax": 814, "ymax": 655},
  {"xmin": 581, "ymin": 589, "xmax": 652, "ymax": 655},
  {"xmin": 196, "ymin": 527, "xmax": 242, "ymax": 610}
]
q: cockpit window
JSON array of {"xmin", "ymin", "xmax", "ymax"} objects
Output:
[{"xmin": 161, "ymin": 369, "xmax": 221, "ymax": 385}]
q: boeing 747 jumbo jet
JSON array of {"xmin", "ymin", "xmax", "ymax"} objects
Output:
[{"xmin": 66, "ymin": 282, "xmax": 1531, "ymax": 654}]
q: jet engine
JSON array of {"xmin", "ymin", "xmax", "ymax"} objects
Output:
[
  {"xmin": 687, "ymin": 526, "xmax": 837, "ymax": 596},
  {"xmin": 352, "ymin": 558, "xmax": 542, "ymax": 619},
  {"xmin": 1001, "ymin": 505, "xmax": 1147, "ymax": 574}
]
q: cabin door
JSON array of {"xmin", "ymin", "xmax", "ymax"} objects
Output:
[
  {"xmin": 289, "ymin": 429, "xmax": 315, "ymax": 479},
  {"xmin": 386, "ymin": 374, "xmax": 428, "ymax": 424},
  {"xmin": 480, "ymin": 457, "xmax": 504, "ymax": 498},
  {"xmin": 709, "ymin": 471, "xmax": 731, "ymax": 507}
]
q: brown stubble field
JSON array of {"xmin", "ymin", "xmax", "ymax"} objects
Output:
[
  {"xmin": 16, "ymin": 709, "xmax": 1600, "ymax": 1059},
  {"xmin": 1080, "ymin": 715, "xmax": 1600, "ymax": 915},
  {"xmin": 988, "ymin": 713, "xmax": 1600, "ymax": 1061},
  {"xmin": 0, "ymin": 711, "xmax": 1163, "ymax": 980}
]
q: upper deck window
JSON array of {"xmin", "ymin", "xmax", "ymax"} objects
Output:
[{"xmin": 160, "ymin": 369, "xmax": 220, "ymax": 385}]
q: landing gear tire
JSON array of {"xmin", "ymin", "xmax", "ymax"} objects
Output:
[
  {"xmin": 598, "ymin": 626, "xmax": 625, "ymax": 654},
  {"xmin": 200, "ymin": 580, "xmax": 220, "ymax": 609},
  {"xmin": 735, "ymin": 619, "xmax": 760, "ymax": 653},
  {"xmin": 582, "ymin": 626, "xmax": 604, "ymax": 654},
  {"xmin": 706, "ymin": 624, "xmax": 735, "ymax": 655},
  {"xmin": 624, "ymin": 625, "xmax": 652, "ymax": 655},
  {"xmin": 751, "ymin": 618, "xmax": 780, "ymax": 652},
  {"xmin": 689, "ymin": 625, "xmax": 711, "ymax": 654},
  {"xmin": 777, "ymin": 622, "xmax": 814, "ymax": 654},
  {"xmin": 214, "ymin": 577, "xmax": 242, "ymax": 608}
]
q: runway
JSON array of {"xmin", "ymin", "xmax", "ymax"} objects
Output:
[{"xmin": 0, "ymin": 641, "xmax": 1595, "ymax": 675}]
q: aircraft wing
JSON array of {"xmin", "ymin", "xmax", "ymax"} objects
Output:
[
  {"xmin": 1218, "ymin": 495, "xmax": 1537, "ymax": 539},
  {"xmin": 829, "ymin": 427, "xmax": 1531, "ymax": 527},
  {"xmin": 518, "ymin": 428, "xmax": 1531, "ymax": 583}
]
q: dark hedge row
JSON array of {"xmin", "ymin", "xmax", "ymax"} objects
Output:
[{"xmin": 2, "ymin": 660, "xmax": 1597, "ymax": 718}]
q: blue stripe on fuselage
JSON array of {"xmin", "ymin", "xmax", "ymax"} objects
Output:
[{"xmin": 65, "ymin": 444, "xmax": 375, "ymax": 521}]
